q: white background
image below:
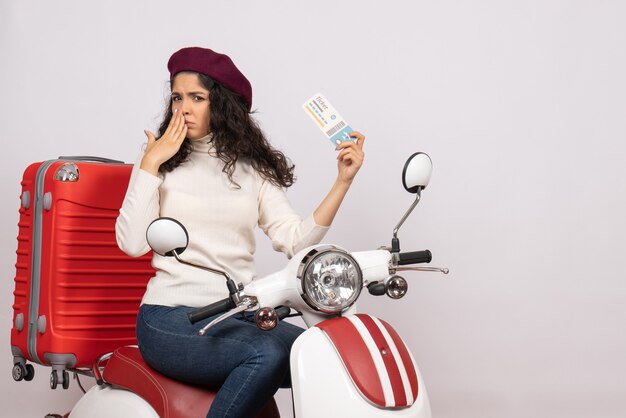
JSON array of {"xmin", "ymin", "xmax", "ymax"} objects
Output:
[{"xmin": 1, "ymin": 1, "xmax": 625, "ymax": 417}]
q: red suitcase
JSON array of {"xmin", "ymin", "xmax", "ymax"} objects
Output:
[{"xmin": 10, "ymin": 156, "xmax": 154, "ymax": 389}]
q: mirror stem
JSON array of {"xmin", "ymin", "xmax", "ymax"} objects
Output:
[
  {"xmin": 172, "ymin": 251, "xmax": 232, "ymax": 284},
  {"xmin": 392, "ymin": 189, "xmax": 421, "ymax": 245}
]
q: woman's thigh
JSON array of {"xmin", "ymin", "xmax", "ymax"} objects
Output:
[{"xmin": 136, "ymin": 304, "xmax": 304, "ymax": 386}]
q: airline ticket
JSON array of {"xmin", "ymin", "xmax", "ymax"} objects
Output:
[{"xmin": 302, "ymin": 93, "xmax": 354, "ymax": 146}]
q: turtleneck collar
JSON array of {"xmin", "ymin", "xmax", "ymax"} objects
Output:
[{"xmin": 190, "ymin": 133, "xmax": 214, "ymax": 154}]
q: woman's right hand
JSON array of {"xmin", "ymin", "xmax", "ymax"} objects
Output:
[{"xmin": 140, "ymin": 109, "xmax": 188, "ymax": 176}]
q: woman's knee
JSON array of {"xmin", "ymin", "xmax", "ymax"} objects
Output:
[{"xmin": 246, "ymin": 336, "xmax": 291, "ymax": 378}]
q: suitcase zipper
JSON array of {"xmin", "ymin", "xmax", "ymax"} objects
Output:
[{"xmin": 27, "ymin": 159, "xmax": 57, "ymax": 364}]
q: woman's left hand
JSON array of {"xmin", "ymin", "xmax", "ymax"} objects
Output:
[
  {"xmin": 336, "ymin": 131, "xmax": 365, "ymax": 184},
  {"xmin": 313, "ymin": 131, "xmax": 366, "ymax": 227}
]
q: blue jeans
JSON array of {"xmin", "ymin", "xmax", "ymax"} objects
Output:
[{"xmin": 136, "ymin": 304, "xmax": 304, "ymax": 418}]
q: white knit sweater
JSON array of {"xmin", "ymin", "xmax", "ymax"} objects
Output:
[{"xmin": 115, "ymin": 135, "xmax": 328, "ymax": 307}]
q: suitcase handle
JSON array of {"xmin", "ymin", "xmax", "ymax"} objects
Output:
[{"xmin": 58, "ymin": 156, "xmax": 125, "ymax": 164}]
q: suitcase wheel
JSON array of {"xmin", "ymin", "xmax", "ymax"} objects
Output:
[
  {"xmin": 62, "ymin": 370, "xmax": 70, "ymax": 390},
  {"xmin": 12, "ymin": 363, "xmax": 25, "ymax": 381},
  {"xmin": 50, "ymin": 370, "xmax": 58, "ymax": 389},
  {"xmin": 12, "ymin": 363, "xmax": 34, "ymax": 382},
  {"xmin": 24, "ymin": 364, "xmax": 35, "ymax": 381},
  {"xmin": 50, "ymin": 369, "xmax": 70, "ymax": 390}
]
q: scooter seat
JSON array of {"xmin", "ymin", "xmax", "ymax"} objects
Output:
[{"xmin": 103, "ymin": 346, "xmax": 280, "ymax": 418}]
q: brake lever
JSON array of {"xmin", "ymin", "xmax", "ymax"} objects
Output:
[
  {"xmin": 198, "ymin": 296, "xmax": 258, "ymax": 336},
  {"xmin": 395, "ymin": 266, "xmax": 450, "ymax": 274}
]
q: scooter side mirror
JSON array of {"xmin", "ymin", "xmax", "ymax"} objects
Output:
[
  {"xmin": 146, "ymin": 217, "xmax": 189, "ymax": 257},
  {"xmin": 392, "ymin": 152, "xmax": 433, "ymax": 253},
  {"xmin": 402, "ymin": 152, "xmax": 432, "ymax": 193}
]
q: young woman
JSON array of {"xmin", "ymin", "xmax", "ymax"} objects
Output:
[{"xmin": 115, "ymin": 47, "xmax": 365, "ymax": 418}]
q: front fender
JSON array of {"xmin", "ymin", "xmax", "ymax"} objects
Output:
[{"xmin": 290, "ymin": 314, "xmax": 431, "ymax": 418}]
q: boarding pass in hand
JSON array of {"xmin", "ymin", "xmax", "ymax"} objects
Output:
[{"xmin": 302, "ymin": 93, "xmax": 354, "ymax": 146}]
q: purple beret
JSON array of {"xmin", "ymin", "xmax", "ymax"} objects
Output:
[{"xmin": 168, "ymin": 47, "xmax": 253, "ymax": 111}]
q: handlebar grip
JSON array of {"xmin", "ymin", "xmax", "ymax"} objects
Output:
[
  {"xmin": 188, "ymin": 298, "xmax": 235, "ymax": 324},
  {"xmin": 368, "ymin": 282, "xmax": 386, "ymax": 296},
  {"xmin": 275, "ymin": 306, "xmax": 291, "ymax": 321},
  {"xmin": 398, "ymin": 250, "xmax": 432, "ymax": 265}
]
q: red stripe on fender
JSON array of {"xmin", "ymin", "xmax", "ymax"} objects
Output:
[
  {"xmin": 380, "ymin": 319, "xmax": 419, "ymax": 401},
  {"xmin": 356, "ymin": 314, "xmax": 407, "ymax": 406},
  {"xmin": 317, "ymin": 317, "xmax": 386, "ymax": 407}
]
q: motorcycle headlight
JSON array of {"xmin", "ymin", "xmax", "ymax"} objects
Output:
[{"xmin": 297, "ymin": 246, "xmax": 363, "ymax": 314}]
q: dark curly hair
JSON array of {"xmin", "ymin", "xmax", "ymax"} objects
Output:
[{"xmin": 157, "ymin": 72, "xmax": 295, "ymax": 188}]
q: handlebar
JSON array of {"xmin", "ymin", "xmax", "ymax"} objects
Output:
[
  {"xmin": 275, "ymin": 306, "xmax": 292, "ymax": 321},
  {"xmin": 398, "ymin": 250, "xmax": 432, "ymax": 265},
  {"xmin": 188, "ymin": 298, "xmax": 235, "ymax": 324},
  {"xmin": 368, "ymin": 282, "xmax": 386, "ymax": 296}
]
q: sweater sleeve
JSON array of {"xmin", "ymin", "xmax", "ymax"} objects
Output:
[
  {"xmin": 257, "ymin": 179, "xmax": 329, "ymax": 258},
  {"xmin": 115, "ymin": 152, "xmax": 162, "ymax": 257}
]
